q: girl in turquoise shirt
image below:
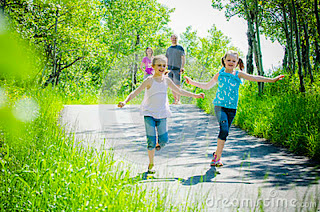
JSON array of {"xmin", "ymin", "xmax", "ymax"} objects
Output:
[{"xmin": 184, "ymin": 50, "xmax": 284, "ymax": 167}]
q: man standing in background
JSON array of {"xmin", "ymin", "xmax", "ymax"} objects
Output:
[{"xmin": 166, "ymin": 34, "xmax": 185, "ymax": 104}]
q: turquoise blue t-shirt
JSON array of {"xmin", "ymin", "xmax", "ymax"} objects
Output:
[{"xmin": 213, "ymin": 67, "xmax": 242, "ymax": 109}]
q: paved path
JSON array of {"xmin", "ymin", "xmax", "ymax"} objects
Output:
[{"xmin": 60, "ymin": 104, "xmax": 320, "ymax": 211}]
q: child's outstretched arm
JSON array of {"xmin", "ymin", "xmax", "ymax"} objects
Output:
[
  {"xmin": 118, "ymin": 79, "xmax": 150, "ymax": 108},
  {"xmin": 238, "ymin": 71, "xmax": 285, "ymax": 82},
  {"xmin": 166, "ymin": 78, "xmax": 204, "ymax": 99},
  {"xmin": 184, "ymin": 73, "xmax": 219, "ymax": 90}
]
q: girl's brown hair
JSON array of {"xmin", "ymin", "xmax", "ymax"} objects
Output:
[
  {"xmin": 221, "ymin": 50, "xmax": 244, "ymax": 71},
  {"xmin": 145, "ymin": 47, "xmax": 153, "ymax": 56}
]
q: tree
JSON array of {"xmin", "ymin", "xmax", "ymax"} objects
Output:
[
  {"xmin": 291, "ymin": 0, "xmax": 305, "ymax": 92},
  {"xmin": 101, "ymin": 0, "xmax": 173, "ymax": 88},
  {"xmin": 2, "ymin": 0, "xmax": 105, "ymax": 86},
  {"xmin": 180, "ymin": 26, "xmax": 199, "ymax": 58},
  {"xmin": 181, "ymin": 25, "xmax": 238, "ymax": 83},
  {"xmin": 212, "ymin": 0, "xmax": 319, "ymax": 93},
  {"xmin": 212, "ymin": 0, "xmax": 265, "ymax": 93}
]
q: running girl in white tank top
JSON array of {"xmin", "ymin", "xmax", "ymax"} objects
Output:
[{"xmin": 118, "ymin": 55, "xmax": 204, "ymax": 173}]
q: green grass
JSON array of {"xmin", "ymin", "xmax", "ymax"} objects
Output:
[
  {"xmin": 0, "ymin": 83, "xmax": 210, "ymax": 211},
  {"xmin": 234, "ymin": 75, "xmax": 320, "ymax": 161},
  {"xmin": 195, "ymin": 72, "xmax": 320, "ymax": 161},
  {"xmin": 1, "ymin": 75, "xmax": 319, "ymax": 211}
]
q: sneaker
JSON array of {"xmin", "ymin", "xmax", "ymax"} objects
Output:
[
  {"xmin": 148, "ymin": 164, "xmax": 156, "ymax": 174},
  {"xmin": 210, "ymin": 159, "xmax": 223, "ymax": 167},
  {"xmin": 210, "ymin": 152, "xmax": 223, "ymax": 167}
]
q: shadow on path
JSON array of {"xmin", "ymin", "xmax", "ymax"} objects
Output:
[
  {"xmin": 62, "ymin": 104, "xmax": 320, "ymax": 191},
  {"xmin": 128, "ymin": 167, "xmax": 254, "ymax": 186},
  {"xmin": 221, "ymin": 127, "xmax": 320, "ymax": 189}
]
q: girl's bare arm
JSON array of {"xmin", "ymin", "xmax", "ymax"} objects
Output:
[
  {"xmin": 184, "ymin": 73, "xmax": 219, "ymax": 90},
  {"xmin": 238, "ymin": 71, "xmax": 284, "ymax": 82},
  {"xmin": 118, "ymin": 79, "xmax": 150, "ymax": 107},
  {"xmin": 166, "ymin": 78, "xmax": 204, "ymax": 98}
]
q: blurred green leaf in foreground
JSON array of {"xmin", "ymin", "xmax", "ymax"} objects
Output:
[{"xmin": 0, "ymin": 13, "xmax": 38, "ymax": 138}]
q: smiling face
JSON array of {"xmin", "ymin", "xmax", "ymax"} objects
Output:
[
  {"xmin": 170, "ymin": 35, "xmax": 178, "ymax": 46},
  {"xmin": 146, "ymin": 48, "xmax": 153, "ymax": 57},
  {"xmin": 152, "ymin": 58, "xmax": 167, "ymax": 76},
  {"xmin": 223, "ymin": 53, "xmax": 239, "ymax": 71}
]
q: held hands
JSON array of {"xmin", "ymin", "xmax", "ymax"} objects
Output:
[
  {"xmin": 184, "ymin": 76, "xmax": 192, "ymax": 85},
  {"xmin": 118, "ymin": 102, "xmax": 126, "ymax": 108},
  {"xmin": 195, "ymin": 93, "xmax": 205, "ymax": 99},
  {"xmin": 273, "ymin": 75, "xmax": 285, "ymax": 82}
]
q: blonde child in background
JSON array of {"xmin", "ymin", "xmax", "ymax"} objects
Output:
[{"xmin": 118, "ymin": 55, "xmax": 204, "ymax": 173}]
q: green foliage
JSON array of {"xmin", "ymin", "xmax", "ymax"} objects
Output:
[
  {"xmin": 180, "ymin": 26, "xmax": 199, "ymax": 58},
  {"xmin": 102, "ymin": 0, "xmax": 173, "ymax": 56},
  {"xmin": 3, "ymin": 0, "xmax": 106, "ymax": 86},
  {"xmin": 234, "ymin": 73, "xmax": 320, "ymax": 161},
  {"xmin": 0, "ymin": 23, "xmax": 201, "ymax": 211},
  {"xmin": 0, "ymin": 27, "xmax": 39, "ymax": 141},
  {"xmin": 0, "ymin": 31, "xmax": 36, "ymax": 85},
  {"xmin": 2, "ymin": 0, "xmax": 174, "ymax": 99},
  {"xmin": 0, "ymin": 86, "xmax": 168, "ymax": 211},
  {"xmin": 180, "ymin": 24, "xmax": 241, "ymax": 107},
  {"xmin": 196, "ymin": 70, "xmax": 320, "ymax": 161},
  {"xmin": 212, "ymin": 0, "xmax": 318, "ymax": 92}
]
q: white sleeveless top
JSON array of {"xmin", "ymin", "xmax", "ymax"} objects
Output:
[{"xmin": 140, "ymin": 78, "xmax": 172, "ymax": 119}]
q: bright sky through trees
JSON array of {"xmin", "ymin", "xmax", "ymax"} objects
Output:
[{"xmin": 158, "ymin": 0, "xmax": 284, "ymax": 72}]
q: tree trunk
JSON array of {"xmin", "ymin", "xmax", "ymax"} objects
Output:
[
  {"xmin": 300, "ymin": 21, "xmax": 307, "ymax": 77},
  {"xmin": 254, "ymin": 0, "xmax": 264, "ymax": 77},
  {"xmin": 282, "ymin": 3, "xmax": 294, "ymax": 74},
  {"xmin": 315, "ymin": 0, "xmax": 320, "ymax": 39},
  {"xmin": 243, "ymin": 0, "xmax": 263, "ymax": 93},
  {"xmin": 246, "ymin": 27, "xmax": 254, "ymax": 74},
  {"xmin": 291, "ymin": 0, "xmax": 305, "ymax": 92},
  {"xmin": 55, "ymin": 56, "xmax": 62, "ymax": 86},
  {"xmin": 133, "ymin": 53, "xmax": 138, "ymax": 85},
  {"xmin": 44, "ymin": 7, "xmax": 59, "ymax": 87},
  {"xmin": 133, "ymin": 34, "xmax": 140, "ymax": 86},
  {"xmin": 53, "ymin": 7, "xmax": 59, "ymax": 86},
  {"xmin": 314, "ymin": 28, "xmax": 320, "ymax": 66},
  {"xmin": 302, "ymin": 21, "xmax": 314, "ymax": 83},
  {"xmin": 314, "ymin": 0, "xmax": 320, "ymax": 65},
  {"xmin": 289, "ymin": 4, "xmax": 296, "ymax": 73},
  {"xmin": 254, "ymin": 0, "xmax": 264, "ymax": 93},
  {"xmin": 283, "ymin": 47, "xmax": 288, "ymax": 71}
]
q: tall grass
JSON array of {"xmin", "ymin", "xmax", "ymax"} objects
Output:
[
  {"xmin": 234, "ymin": 74, "xmax": 320, "ymax": 161},
  {"xmin": 195, "ymin": 72, "xmax": 320, "ymax": 161},
  {"xmin": 0, "ymin": 84, "xmax": 206, "ymax": 211}
]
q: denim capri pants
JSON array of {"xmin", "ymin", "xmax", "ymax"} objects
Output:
[
  {"xmin": 144, "ymin": 116, "xmax": 169, "ymax": 150},
  {"xmin": 214, "ymin": 106, "xmax": 237, "ymax": 141}
]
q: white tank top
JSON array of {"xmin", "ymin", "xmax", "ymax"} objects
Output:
[{"xmin": 140, "ymin": 78, "xmax": 172, "ymax": 119}]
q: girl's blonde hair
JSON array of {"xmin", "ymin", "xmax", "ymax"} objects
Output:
[
  {"xmin": 152, "ymin": 55, "xmax": 167, "ymax": 66},
  {"xmin": 221, "ymin": 50, "xmax": 244, "ymax": 71}
]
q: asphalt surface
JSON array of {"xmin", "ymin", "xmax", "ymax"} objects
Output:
[{"xmin": 60, "ymin": 104, "xmax": 320, "ymax": 212}]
